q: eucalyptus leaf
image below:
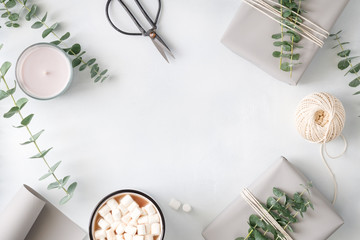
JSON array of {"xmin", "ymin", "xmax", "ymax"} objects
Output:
[
  {"xmin": 5, "ymin": 0, "xmax": 16, "ymax": 8},
  {"xmin": 31, "ymin": 21, "xmax": 43, "ymax": 29},
  {"xmin": 273, "ymin": 187, "xmax": 285, "ymax": 197},
  {"xmin": 337, "ymin": 49, "xmax": 351, "ymax": 57},
  {"xmin": 47, "ymin": 181, "xmax": 60, "ymax": 190},
  {"xmin": 39, "ymin": 172, "xmax": 52, "ymax": 181},
  {"xmin": 21, "ymin": 114, "xmax": 34, "ymax": 126},
  {"xmin": 0, "ymin": 61, "xmax": 11, "ymax": 77},
  {"xmin": 41, "ymin": 12, "xmax": 47, "ymax": 22},
  {"xmin": 59, "ymin": 194, "xmax": 72, "ymax": 205},
  {"xmin": 60, "ymin": 32, "xmax": 70, "ymax": 41},
  {"xmin": 30, "ymin": 147, "xmax": 53, "ymax": 159},
  {"xmin": 69, "ymin": 43, "xmax": 81, "ymax": 55},
  {"xmin": 72, "ymin": 58, "xmax": 82, "ymax": 68},
  {"xmin": 67, "ymin": 182, "xmax": 77, "ymax": 195},
  {"xmin": 87, "ymin": 58, "xmax": 96, "ymax": 66},
  {"xmin": 332, "ymin": 42, "xmax": 350, "ymax": 49},
  {"xmin": 61, "ymin": 175, "xmax": 70, "ymax": 186},
  {"xmin": 0, "ymin": 90, "xmax": 9, "ymax": 100},
  {"xmin": 79, "ymin": 64, "xmax": 87, "ymax": 71},
  {"xmin": 349, "ymin": 77, "xmax": 360, "ymax": 87},
  {"xmin": 42, "ymin": 28, "xmax": 53, "ymax": 38},
  {"xmin": 345, "ymin": 63, "xmax": 360, "ymax": 76},
  {"xmin": 50, "ymin": 161, "xmax": 62, "ymax": 172},
  {"xmin": 51, "ymin": 40, "xmax": 61, "ymax": 45},
  {"xmin": 31, "ymin": 129, "xmax": 45, "ymax": 141},
  {"xmin": 3, "ymin": 106, "xmax": 19, "ymax": 118},
  {"xmin": 8, "ymin": 13, "xmax": 19, "ymax": 21}
]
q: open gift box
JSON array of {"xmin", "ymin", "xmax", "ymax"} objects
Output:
[
  {"xmin": 221, "ymin": 0, "xmax": 349, "ymax": 85},
  {"xmin": 202, "ymin": 157, "xmax": 343, "ymax": 240}
]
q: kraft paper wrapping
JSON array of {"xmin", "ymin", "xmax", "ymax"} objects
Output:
[
  {"xmin": 221, "ymin": 0, "xmax": 349, "ymax": 85},
  {"xmin": 0, "ymin": 185, "xmax": 86, "ymax": 240},
  {"xmin": 202, "ymin": 157, "xmax": 344, "ymax": 240}
]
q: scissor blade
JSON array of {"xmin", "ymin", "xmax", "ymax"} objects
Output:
[
  {"xmin": 151, "ymin": 38, "xmax": 169, "ymax": 63},
  {"xmin": 155, "ymin": 34, "xmax": 175, "ymax": 59}
]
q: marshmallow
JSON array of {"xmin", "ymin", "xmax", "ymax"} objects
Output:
[
  {"xmin": 128, "ymin": 218, "xmax": 138, "ymax": 226},
  {"xmin": 115, "ymin": 222, "xmax": 126, "ymax": 235},
  {"xmin": 137, "ymin": 225, "xmax": 146, "ymax": 236},
  {"xmin": 138, "ymin": 216, "xmax": 149, "ymax": 224},
  {"xmin": 182, "ymin": 203, "xmax": 192, "ymax": 213},
  {"xmin": 116, "ymin": 235, "xmax": 125, "ymax": 240},
  {"xmin": 145, "ymin": 224, "xmax": 151, "ymax": 234},
  {"xmin": 125, "ymin": 225, "xmax": 137, "ymax": 235},
  {"xmin": 98, "ymin": 205, "xmax": 111, "ymax": 217},
  {"xmin": 121, "ymin": 213, "xmax": 132, "ymax": 224},
  {"xmin": 141, "ymin": 207, "xmax": 147, "ymax": 216},
  {"xmin": 111, "ymin": 221, "xmax": 120, "ymax": 230},
  {"xmin": 107, "ymin": 198, "xmax": 119, "ymax": 211},
  {"xmin": 98, "ymin": 218, "xmax": 110, "ymax": 230},
  {"xmin": 131, "ymin": 207, "xmax": 142, "ymax": 220},
  {"xmin": 151, "ymin": 223, "xmax": 160, "ymax": 236},
  {"xmin": 124, "ymin": 233, "xmax": 133, "ymax": 240},
  {"xmin": 169, "ymin": 198, "xmax": 181, "ymax": 210},
  {"xmin": 144, "ymin": 235, "xmax": 153, "ymax": 240},
  {"xmin": 133, "ymin": 236, "xmax": 145, "ymax": 240},
  {"xmin": 148, "ymin": 214, "xmax": 160, "ymax": 224},
  {"xmin": 112, "ymin": 209, "xmax": 122, "ymax": 221},
  {"xmin": 104, "ymin": 212, "xmax": 115, "ymax": 224},
  {"xmin": 144, "ymin": 204, "xmax": 156, "ymax": 215},
  {"xmin": 94, "ymin": 229, "xmax": 106, "ymax": 239},
  {"xmin": 118, "ymin": 204, "xmax": 129, "ymax": 215},
  {"xmin": 121, "ymin": 195, "xmax": 134, "ymax": 207},
  {"xmin": 106, "ymin": 229, "xmax": 116, "ymax": 240},
  {"xmin": 128, "ymin": 202, "xmax": 139, "ymax": 212}
]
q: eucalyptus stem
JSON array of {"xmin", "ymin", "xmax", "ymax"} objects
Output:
[
  {"xmin": 279, "ymin": 0, "xmax": 284, "ymax": 68},
  {"xmin": 289, "ymin": 0, "xmax": 302, "ymax": 78},
  {"xmin": 336, "ymin": 33, "xmax": 359, "ymax": 79},
  {"xmin": 0, "ymin": 75, "xmax": 69, "ymax": 196}
]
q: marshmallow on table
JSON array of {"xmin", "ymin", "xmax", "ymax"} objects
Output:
[
  {"xmin": 118, "ymin": 203, "xmax": 129, "ymax": 215},
  {"xmin": 131, "ymin": 207, "xmax": 142, "ymax": 220},
  {"xmin": 124, "ymin": 233, "xmax": 133, "ymax": 240},
  {"xmin": 106, "ymin": 229, "xmax": 116, "ymax": 240},
  {"xmin": 98, "ymin": 205, "xmax": 111, "ymax": 217},
  {"xmin": 151, "ymin": 223, "xmax": 161, "ymax": 236},
  {"xmin": 144, "ymin": 204, "xmax": 156, "ymax": 215},
  {"xmin": 144, "ymin": 235, "xmax": 153, "ymax": 240},
  {"xmin": 169, "ymin": 198, "xmax": 181, "ymax": 210},
  {"xmin": 116, "ymin": 222, "xmax": 126, "ymax": 235},
  {"xmin": 104, "ymin": 212, "xmax": 115, "ymax": 224},
  {"xmin": 113, "ymin": 209, "xmax": 122, "ymax": 221},
  {"xmin": 121, "ymin": 195, "xmax": 135, "ymax": 207},
  {"xmin": 133, "ymin": 235, "xmax": 145, "ymax": 240},
  {"xmin": 182, "ymin": 203, "xmax": 192, "ymax": 213},
  {"xmin": 107, "ymin": 198, "xmax": 119, "ymax": 211},
  {"xmin": 148, "ymin": 214, "xmax": 160, "ymax": 224},
  {"xmin": 128, "ymin": 202, "xmax": 140, "ymax": 212},
  {"xmin": 98, "ymin": 218, "xmax": 111, "ymax": 230},
  {"xmin": 137, "ymin": 225, "xmax": 146, "ymax": 235},
  {"xmin": 94, "ymin": 229, "xmax": 106, "ymax": 239},
  {"xmin": 125, "ymin": 225, "xmax": 137, "ymax": 235}
]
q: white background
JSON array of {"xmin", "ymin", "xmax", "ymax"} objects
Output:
[{"xmin": 1, "ymin": 0, "xmax": 360, "ymax": 239}]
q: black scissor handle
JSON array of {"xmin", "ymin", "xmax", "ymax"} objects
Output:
[{"xmin": 106, "ymin": 0, "xmax": 161, "ymax": 36}]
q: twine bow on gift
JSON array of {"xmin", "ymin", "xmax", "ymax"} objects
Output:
[{"xmin": 241, "ymin": 0, "xmax": 329, "ymax": 47}]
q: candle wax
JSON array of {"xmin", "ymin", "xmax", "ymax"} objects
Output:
[{"xmin": 16, "ymin": 44, "xmax": 72, "ymax": 99}]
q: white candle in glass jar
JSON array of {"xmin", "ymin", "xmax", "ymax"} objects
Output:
[{"xmin": 16, "ymin": 43, "xmax": 73, "ymax": 100}]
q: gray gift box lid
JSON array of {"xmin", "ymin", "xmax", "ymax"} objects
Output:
[
  {"xmin": 221, "ymin": 0, "xmax": 349, "ymax": 85},
  {"xmin": 202, "ymin": 157, "xmax": 343, "ymax": 240}
]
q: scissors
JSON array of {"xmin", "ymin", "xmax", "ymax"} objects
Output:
[{"xmin": 106, "ymin": 0, "xmax": 175, "ymax": 63}]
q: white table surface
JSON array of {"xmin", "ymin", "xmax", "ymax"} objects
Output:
[{"xmin": 1, "ymin": 0, "xmax": 360, "ymax": 239}]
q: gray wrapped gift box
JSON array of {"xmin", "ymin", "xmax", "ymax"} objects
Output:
[
  {"xmin": 202, "ymin": 157, "xmax": 343, "ymax": 240},
  {"xmin": 221, "ymin": 0, "xmax": 349, "ymax": 85}
]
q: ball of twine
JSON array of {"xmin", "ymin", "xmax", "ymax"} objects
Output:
[{"xmin": 295, "ymin": 92, "xmax": 345, "ymax": 143}]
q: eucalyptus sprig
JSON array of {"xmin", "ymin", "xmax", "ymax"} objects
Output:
[
  {"xmin": 330, "ymin": 30, "xmax": 360, "ymax": 95},
  {"xmin": 0, "ymin": 0, "xmax": 109, "ymax": 82},
  {"xmin": 236, "ymin": 183, "xmax": 313, "ymax": 240},
  {"xmin": 0, "ymin": 0, "xmax": 20, "ymax": 28},
  {"xmin": 272, "ymin": 0, "xmax": 304, "ymax": 77},
  {"xmin": 0, "ymin": 51, "xmax": 77, "ymax": 205}
]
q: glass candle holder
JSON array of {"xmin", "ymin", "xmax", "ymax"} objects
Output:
[{"xmin": 15, "ymin": 42, "xmax": 73, "ymax": 100}]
